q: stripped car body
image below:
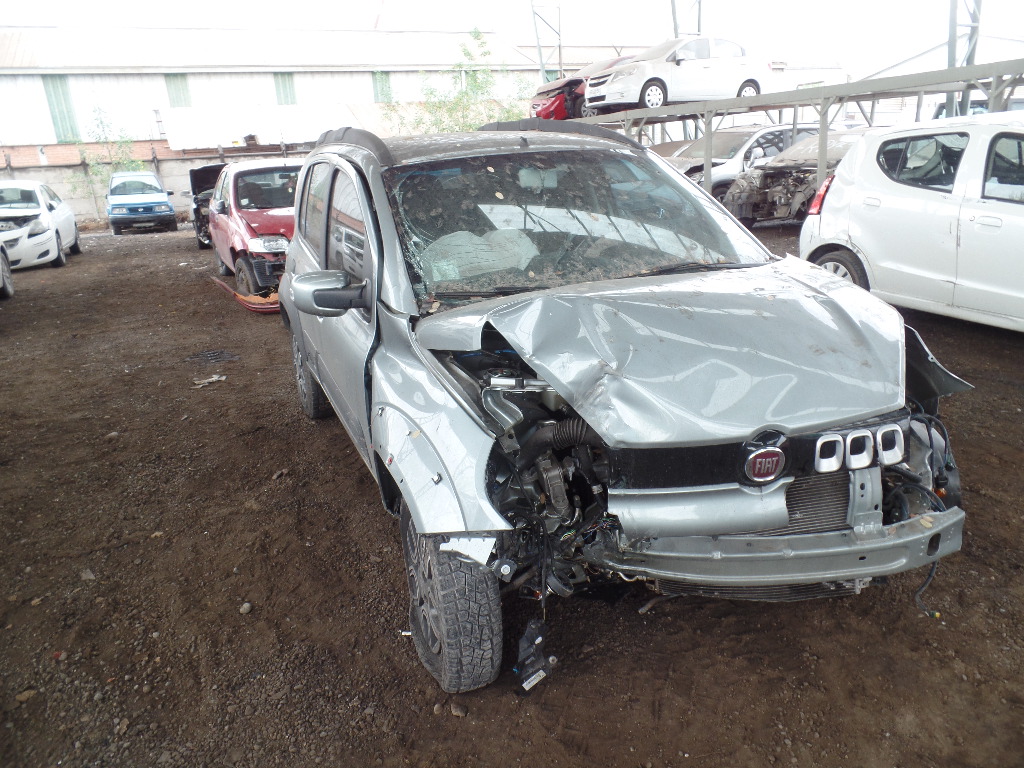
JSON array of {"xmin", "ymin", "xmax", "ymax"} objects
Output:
[
  {"xmin": 188, "ymin": 163, "xmax": 225, "ymax": 250},
  {"xmin": 724, "ymin": 129, "xmax": 865, "ymax": 226},
  {"xmin": 280, "ymin": 121, "xmax": 970, "ymax": 693}
]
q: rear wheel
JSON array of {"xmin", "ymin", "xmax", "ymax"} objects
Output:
[
  {"xmin": 815, "ymin": 248, "xmax": 869, "ymax": 289},
  {"xmin": 640, "ymin": 80, "xmax": 667, "ymax": 109},
  {"xmin": 291, "ymin": 331, "xmax": 332, "ymax": 419},
  {"xmin": 400, "ymin": 502, "xmax": 502, "ymax": 693},
  {"xmin": 51, "ymin": 232, "xmax": 67, "ymax": 268},
  {"xmin": 711, "ymin": 184, "xmax": 732, "ymax": 203},
  {"xmin": 737, "ymin": 80, "xmax": 760, "ymax": 98},
  {"xmin": 69, "ymin": 225, "xmax": 82, "ymax": 254},
  {"xmin": 234, "ymin": 255, "xmax": 258, "ymax": 296}
]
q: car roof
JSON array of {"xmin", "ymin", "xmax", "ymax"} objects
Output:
[
  {"xmin": 863, "ymin": 111, "xmax": 1024, "ymax": 140},
  {"xmin": 0, "ymin": 180, "xmax": 40, "ymax": 189},
  {"xmin": 110, "ymin": 171, "xmax": 160, "ymax": 180},
  {"xmin": 223, "ymin": 158, "xmax": 304, "ymax": 174},
  {"xmin": 319, "ymin": 128, "xmax": 641, "ymax": 168}
]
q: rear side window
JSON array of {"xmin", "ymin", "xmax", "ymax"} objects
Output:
[
  {"xmin": 876, "ymin": 132, "xmax": 969, "ymax": 192},
  {"xmin": 983, "ymin": 133, "xmax": 1024, "ymax": 204},
  {"xmin": 299, "ymin": 162, "xmax": 332, "ymax": 259}
]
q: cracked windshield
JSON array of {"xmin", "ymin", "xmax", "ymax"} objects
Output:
[{"xmin": 385, "ymin": 149, "xmax": 772, "ymax": 310}]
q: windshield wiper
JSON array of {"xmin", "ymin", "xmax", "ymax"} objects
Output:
[
  {"xmin": 432, "ymin": 285, "xmax": 549, "ymax": 299},
  {"xmin": 628, "ymin": 262, "xmax": 751, "ymax": 278}
]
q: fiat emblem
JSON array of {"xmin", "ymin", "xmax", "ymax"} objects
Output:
[{"xmin": 745, "ymin": 447, "xmax": 785, "ymax": 483}]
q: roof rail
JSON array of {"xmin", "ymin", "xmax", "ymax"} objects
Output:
[
  {"xmin": 476, "ymin": 117, "xmax": 644, "ymax": 150},
  {"xmin": 315, "ymin": 126, "xmax": 395, "ymax": 166}
]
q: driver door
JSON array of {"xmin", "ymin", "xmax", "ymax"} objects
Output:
[
  {"xmin": 666, "ymin": 38, "xmax": 712, "ymax": 101},
  {"xmin": 298, "ymin": 159, "xmax": 379, "ymax": 463}
]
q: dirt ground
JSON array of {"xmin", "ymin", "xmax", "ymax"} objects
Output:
[{"xmin": 1, "ymin": 222, "xmax": 1022, "ymax": 768}]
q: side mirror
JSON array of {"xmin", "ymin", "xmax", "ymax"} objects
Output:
[
  {"xmin": 289, "ymin": 271, "xmax": 370, "ymax": 317},
  {"xmin": 167, "ymin": 190, "xmax": 175, "ymax": 196},
  {"xmin": 46, "ymin": 200, "xmax": 57, "ymax": 212},
  {"xmin": 212, "ymin": 199, "xmax": 227, "ymax": 214}
]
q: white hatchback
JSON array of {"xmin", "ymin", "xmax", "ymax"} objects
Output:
[
  {"xmin": 0, "ymin": 180, "xmax": 80, "ymax": 270},
  {"xmin": 800, "ymin": 113, "xmax": 1024, "ymax": 333}
]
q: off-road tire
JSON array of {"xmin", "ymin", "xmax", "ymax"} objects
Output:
[
  {"xmin": 815, "ymin": 247, "xmax": 869, "ymax": 289},
  {"xmin": 400, "ymin": 502, "xmax": 502, "ymax": 693},
  {"xmin": 291, "ymin": 331, "xmax": 332, "ymax": 420},
  {"xmin": 69, "ymin": 225, "xmax": 82, "ymax": 255},
  {"xmin": 234, "ymin": 255, "xmax": 258, "ymax": 296},
  {"xmin": 51, "ymin": 232, "xmax": 67, "ymax": 268}
]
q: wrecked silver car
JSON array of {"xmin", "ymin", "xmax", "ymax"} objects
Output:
[
  {"xmin": 279, "ymin": 120, "xmax": 970, "ymax": 694},
  {"xmin": 724, "ymin": 129, "xmax": 865, "ymax": 227}
]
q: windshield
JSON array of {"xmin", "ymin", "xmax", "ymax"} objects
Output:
[
  {"xmin": 573, "ymin": 57, "xmax": 632, "ymax": 78},
  {"xmin": 110, "ymin": 177, "xmax": 163, "ymax": 196},
  {"xmin": 678, "ymin": 129, "xmax": 760, "ymax": 160},
  {"xmin": 385, "ymin": 148, "xmax": 771, "ymax": 311},
  {"xmin": 0, "ymin": 187, "xmax": 40, "ymax": 208},
  {"xmin": 234, "ymin": 169, "xmax": 299, "ymax": 210}
]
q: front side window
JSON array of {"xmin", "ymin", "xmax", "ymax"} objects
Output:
[
  {"xmin": 677, "ymin": 38, "xmax": 710, "ymax": 60},
  {"xmin": 327, "ymin": 169, "xmax": 369, "ymax": 281},
  {"xmin": 299, "ymin": 163, "xmax": 332, "ymax": 259},
  {"xmin": 877, "ymin": 132, "xmax": 969, "ymax": 192},
  {"xmin": 42, "ymin": 185, "xmax": 63, "ymax": 204},
  {"xmin": 384, "ymin": 149, "xmax": 771, "ymax": 311},
  {"xmin": 983, "ymin": 133, "xmax": 1024, "ymax": 204}
]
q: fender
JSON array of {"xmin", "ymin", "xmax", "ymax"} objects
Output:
[{"xmin": 371, "ymin": 404, "xmax": 510, "ymax": 546}]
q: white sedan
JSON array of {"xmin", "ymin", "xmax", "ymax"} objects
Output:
[
  {"xmin": 800, "ymin": 113, "xmax": 1024, "ymax": 333},
  {"xmin": 585, "ymin": 36, "xmax": 765, "ymax": 112},
  {"xmin": 0, "ymin": 180, "xmax": 81, "ymax": 270}
]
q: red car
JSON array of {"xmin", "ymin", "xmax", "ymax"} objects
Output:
[
  {"xmin": 208, "ymin": 159, "xmax": 303, "ymax": 296},
  {"xmin": 530, "ymin": 56, "xmax": 634, "ymax": 120}
]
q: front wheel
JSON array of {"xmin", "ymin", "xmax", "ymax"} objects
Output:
[
  {"xmin": 291, "ymin": 331, "xmax": 332, "ymax": 420},
  {"xmin": 573, "ymin": 97, "xmax": 598, "ymax": 119},
  {"xmin": 69, "ymin": 225, "xmax": 82, "ymax": 255},
  {"xmin": 401, "ymin": 502, "xmax": 502, "ymax": 693},
  {"xmin": 166, "ymin": 219, "xmax": 178, "ymax": 232},
  {"xmin": 737, "ymin": 80, "xmax": 760, "ymax": 99},
  {"xmin": 815, "ymin": 248, "xmax": 869, "ymax": 289},
  {"xmin": 711, "ymin": 184, "xmax": 732, "ymax": 203},
  {"xmin": 640, "ymin": 80, "xmax": 666, "ymax": 109},
  {"xmin": 234, "ymin": 255, "xmax": 258, "ymax": 296},
  {"xmin": 51, "ymin": 232, "xmax": 67, "ymax": 268},
  {"xmin": 0, "ymin": 252, "xmax": 14, "ymax": 299}
]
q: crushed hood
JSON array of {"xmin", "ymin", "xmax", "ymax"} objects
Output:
[
  {"xmin": 238, "ymin": 208, "xmax": 295, "ymax": 238},
  {"xmin": 415, "ymin": 258, "xmax": 907, "ymax": 448}
]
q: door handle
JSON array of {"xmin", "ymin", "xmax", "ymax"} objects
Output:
[
  {"xmin": 863, "ymin": 197, "xmax": 881, "ymax": 207},
  {"xmin": 971, "ymin": 215, "xmax": 1002, "ymax": 228}
]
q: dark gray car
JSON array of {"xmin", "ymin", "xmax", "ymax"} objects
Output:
[{"xmin": 280, "ymin": 120, "xmax": 970, "ymax": 693}]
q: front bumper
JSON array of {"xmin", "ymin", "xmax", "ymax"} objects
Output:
[
  {"xmin": 585, "ymin": 80, "xmax": 637, "ymax": 109},
  {"xmin": 109, "ymin": 212, "xmax": 177, "ymax": 229},
  {"xmin": 589, "ymin": 507, "xmax": 964, "ymax": 587},
  {"xmin": 3, "ymin": 229, "xmax": 58, "ymax": 269}
]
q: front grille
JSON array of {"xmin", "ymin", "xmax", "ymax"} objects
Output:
[{"xmin": 653, "ymin": 579, "xmax": 866, "ymax": 602}]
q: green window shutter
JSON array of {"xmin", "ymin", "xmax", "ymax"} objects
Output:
[
  {"xmin": 373, "ymin": 71, "xmax": 392, "ymax": 103},
  {"xmin": 274, "ymin": 73, "xmax": 296, "ymax": 105},
  {"xmin": 165, "ymin": 74, "xmax": 191, "ymax": 108},
  {"xmin": 42, "ymin": 75, "xmax": 80, "ymax": 143}
]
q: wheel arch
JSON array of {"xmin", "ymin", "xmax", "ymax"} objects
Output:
[{"xmin": 809, "ymin": 243, "xmax": 873, "ymax": 289}]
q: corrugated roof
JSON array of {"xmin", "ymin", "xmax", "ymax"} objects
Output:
[{"xmin": 0, "ymin": 26, "xmax": 647, "ymax": 75}]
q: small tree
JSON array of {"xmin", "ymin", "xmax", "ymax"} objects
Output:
[
  {"xmin": 69, "ymin": 109, "xmax": 145, "ymax": 197},
  {"xmin": 386, "ymin": 30, "xmax": 529, "ymax": 134}
]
